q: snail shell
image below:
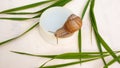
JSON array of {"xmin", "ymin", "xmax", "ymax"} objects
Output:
[{"xmin": 55, "ymin": 14, "xmax": 82, "ymax": 38}]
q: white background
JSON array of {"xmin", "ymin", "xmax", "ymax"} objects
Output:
[{"xmin": 0, "ymin": 0, "xmax": 120, "ymax": 68}]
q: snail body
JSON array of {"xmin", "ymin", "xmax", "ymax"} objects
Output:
[
  {"xmin": 55, "ymin": 14, "xmax": 82, "ymax": 38},
  {"xmin": 55, "ymin": 27, "xmax": 74, "ymax": 38},
  {"xmin": 39, "ymin": 7, "xmax": 82, "ymax": 44}
]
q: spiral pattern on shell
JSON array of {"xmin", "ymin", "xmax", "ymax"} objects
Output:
[
  {"xmin": 55, "ymin": 14, "xmax": 82, "ymax": 38},
  {"xmin": 64, "ymin": 14, "xmax": 82, "ymax": 33}
]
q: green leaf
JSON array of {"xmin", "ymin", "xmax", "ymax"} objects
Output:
[
  {"xmin": 0, "ymin": 18, "xmax": 31, "ymax": 21},
  {"xmin": 41, "ymin": 51, "xmax": 120, "ymax": 68},
  {"xmin": 41, "ymin": 57, "xmax": 105, "ymax": 68},
  {"xmin": 33, "ymin": 0, "xmax": 72, "ymax": 18},
  {"xmin": 0, "ymin": 0, "xmax": 72, "ymax": 21},
  {"xmin": 0, "ymin": 22, "xmax": 39, "ymax": 46},
  {"xmin": 33, "ymin": 14, "xmax": 42, "ymax": 18},
  {"xmin": 81, "ymin": 0, "xmax": 91, "ymax": 19},
  {"xmin": 0, "ymin": 0, "xmax": 53, "ymax": 13},
  {"xmin": 95, "ymin": 32, "xmax": 107, "ymax": 66},
  {"xmin": 0, "ymin": 13, "xmax": 41, "ymax": 21},
  {"xmin": 40, "ymin": 59, "xmax": 54, "ymax": 68},
  {"xmin": 0, "ymin": 11, "xmax": 43, "ymax": 15},
  {"xmin": 0, "ymin": 0, "xmax": 72, "ymax": 15},
  {"xmin": 11, "ymin": 51, "xmax": 120, "ymax": 59},
  {"xmin": 11, "ymin": 51, "xmax": 55, "ymax": 58},
  {"xmin": 89, "ymin": 0, "xmax": 107, "ymax": 66},
  {"xmin": 89, "ymin": 0, "xmax": 120, "ymax": 64},
  {"xmin": 78, "ymin": 0, "xmax": 91, "ymax": 64},
  {"xmin": 39, "ymin": 0, "xmax": 72, "ymax": 11},
  {"xmin": 104, "ymin": 56, "xmax": 120, "ymax": 68},
  {"xmin": 12, "ymin": 51, "xmax": 120, "ymax": 68},
  {"xmin": 96, "ymin": 33, "xmax": 120, "ymax": 63},
  {"xmin": 42, "ymin": 53, "xmax": 120, "ymax": 68},
  {"xmin": 55, "ymin": 53, "xmax": 109, "ymax": 59}
]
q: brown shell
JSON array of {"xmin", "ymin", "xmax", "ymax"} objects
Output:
[
  {"xmin": 55, "ymin": 14, "xmax": 82, "ymax": 38},
  {"xmin": 64, "ymin": 14, "xmax": 82, "ymax": 33}
]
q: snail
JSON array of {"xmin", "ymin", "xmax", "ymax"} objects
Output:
[{"xmin": 55, "ymin": 14, "xmax": 82, "ymax": 38}]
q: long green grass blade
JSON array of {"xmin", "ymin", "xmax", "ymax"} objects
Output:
[
  {"xmin": 0, "ymin": 14, "xmax": 41, "ymax": 21},
  {"xmin": 41, "ymin": 57, "xmax": 106, "ymax": 68},
  {"xmin": 40, "ymin": 58, "xmax": 54, "ymax": 68},
  {"xmin": 89, "ymin": 0, "xmax": 107, "ymax": 66},
  {"xmin": 11, "ymin": 51, "xmax": 120, "ymax": 59},
  {"xmin": 0, "ymin": 18, "xmax": 31, "ymax": 21},
  {"xmin": 0, "ymin": 13, "xmax": 41, "ymax": 21},
  {"xmin": 104, "ymin": 55, "xmax": 120, "ymax": 68},
  {"xmin": 89, "ymin": 0, "xmax": 120, "ymax": 64},
  {"xmin": 1, "ymin": 0, "xmax": 72, "ymax": 15},
  {"xmin": 1, "ymin": 12, "xmax": 35, "ymax": 15},
  {"xmin": 12, "ymin": 51, "xmax": 119, "ymax": 68},
  {"xmin": 33, "ymin": 14, "xmax": 42, "ymax": 18},
  {"xmin": 55, "ymin": 53, "xmax": 108, "ymax": 59},
  {"xmin": 0, "ymin": 22, "xmax": 39, "ymax": 46},
  {"xmin": 95, "ymin": 32, "xmax": 107, "ymax": 66},
  {"xmin": 78, "ymin": 0, "xmax": 91, "ymax": 64},
  {"xmin": 81, "ymin": 0, "xmax": 91, "ymax": 19},
  {"xmin": 12, "ymin": 51, "xmax": 120, "ymax": 68},
  {"xmin": 33, "ymin": 0, "xmax": 72, "ymax": 18},
  {"xmin": 0, "ymin": 0, "xmax": 72, "ymax": 21},
  {"xmin": 0, "ymin": 0, "xmax": 53, "ymax": 13},
  {"xmin": 96, "ymin": 33, "xmax": 120, "ymax": 62},
  {"xmin": 11, "ymin": 51, "xmax": 55, "ymax": 58},
  {"xmin": 36, "ymin": 0, "xmax": 72, "ymax": 13},
  {"xmin": 41, "ymin": 51, "xmax": 120, "ymax": 68},
  {"xmin": 82, "ymin": 51, "xmax": 120, "ymax": 54}
]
